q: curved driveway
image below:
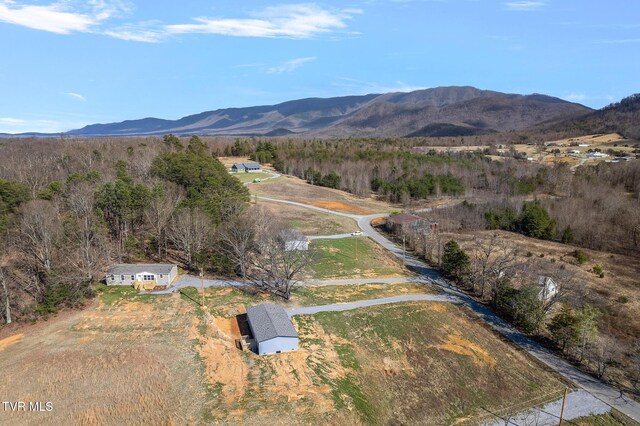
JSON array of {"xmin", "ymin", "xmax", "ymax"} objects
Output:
[
  {"xmin": 286, "ymin": 294, "xmax": 459, "ymax": 317},
  {"xmin": 254, "ymin": 194, "xmax": 640, "ymax": 420}
]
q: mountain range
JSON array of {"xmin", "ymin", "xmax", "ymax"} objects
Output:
[{"xmin": 4, "ymin": 86, "xmax": 596, "ymax": 138}]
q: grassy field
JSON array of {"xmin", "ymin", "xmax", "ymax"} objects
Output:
[
  {"xmin": 444, "ymin": 229, "xmax": 640, "ymax": 393},
  {"xmin": 308, "ymin": 237, "xmax": 407, "ymax": 279},
  {"xmin": 248, "ymin": 174, "xmax": 397, "ymax": 214},
  {"xmin": 572, "ymin": 413, "xmax": 629, "ymax": 426},
  {"xmin": 231, "ymin": 171, "xmax": 275, "ymax": 183},
  {"xmin": 302, "ymin": 302, "xmax": 565, "ymax": 425},
  {"xmin": 252, "ymin": 200, "xmax": 357, "ymax": 235},
  {"xmin": 0, "ymin": 280, "xmax": 572, "ymax": 425}
]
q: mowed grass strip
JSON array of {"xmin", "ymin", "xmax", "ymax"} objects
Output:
[
  {"xmin": 302, "ymin": 302, "xmax": 565, "ymax": 425},
  {"xmin": 309, "ymin": 237, "xmax": 406, "ymax": 279},
  {"xmin": 292, "ymin": 282, "xmax": 432, "ymax": 306},
  {"xmin": 232, "ymin": 172, "xmax": 275, "ymax": 183},
  {"xmin": 252, "ymin": 200, "xmax": 357, "ymax": 236}
]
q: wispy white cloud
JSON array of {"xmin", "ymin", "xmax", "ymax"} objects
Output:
[
  {"xmin": 165, "ymin": 4, "xmax": 359, "ymax": 39},
  {"xmin": 332, "ymin": 77, "xmax": 426, "ymax": 94},
  {"xmin": 564, "ymin": 93, "xmax": 586, "ymax": 103},
  {"xmin": 0, "ymin": 0, "xmax": 128, "ymax": 34},
  {"xmin": 0, "ymin": 117, "xmax": 81, "ymax": 133},
  {"xmin": 598, "ymin": 38, "xmax": 640, "ymax": 44},
  {"xmin": 63, "ymin": 92, "xmax": 86, "ymax": 101},
  {"xmin": 504, "ymin": 1, "xmax": 545, "ymax": 11},
  {"xmin": 0, "ymin": 2, "xmax": 358, "ymax": 42},
  {"xmin": 267, "ymin": 57, "xmax": 317, "ymax": 74}
]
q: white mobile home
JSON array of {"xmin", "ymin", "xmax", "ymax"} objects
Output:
[{"xmin": 105, "ymin": 264, "xmax": 178, "ymax": 289}]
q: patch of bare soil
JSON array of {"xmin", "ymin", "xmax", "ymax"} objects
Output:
[
  {"xmin": 250, "ymin": 175, "xmax": 396, "ymax": 214},
  {"xmin": 444, "ymin": 229, "xmax": 640, "ymax": 392},
  {"xmin": 193, "ymin": 307, "xmax": 360, "ymax": 424},
  {"xmin": 0, "ymin": 296, "xmax": 204, "ymax": 425}
]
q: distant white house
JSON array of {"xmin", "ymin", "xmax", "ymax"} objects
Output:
[
  {"xmin": 537, "ymin": 276, "xmax": 558, "ymax": 301},
  {"xmin": 247, "ymin": 304, "xmax": 299, "ymax": 355},
  {"xmin": 569, "ymin": 150, "xmax": 581, "ymax": 155},
  {"xmin": 231, "ymin": 162, "xmax": 262, "ymax": 173},
  {"xmin": 105, "ymin": 264, "xmax": 178, "ymax": 289},
  {"xmin": 577, "ymin": 143, "xmax": 589, "ymax": 147},
  {"xmin": 280, "ymin": 229, "xmax": 309, "ymax": 251},
  {"xmin": 285, "ymin": 240, "xmax": 309, "ymax": 251},
  {"xmin": 587, "ymin": 152, "xmax": 608, "ymax": 158}
]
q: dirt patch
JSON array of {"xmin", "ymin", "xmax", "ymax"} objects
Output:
[
  {"xmin": 250, "ymin": 175, "xmax": 396, "ymax": 214},
  {"xmin": 0, "ymin": 295, "xmax": 204, "ymax": 425},
  {"xmin": 307, "ymin": 200, "xmax": 370, "ymax": 215},
  {"xmin": 436, "ymin": 333, "xmax": 497, "ymax": 367},
  {"xmin": 0, "ymin": 333, "xmax": 23, "ymax": 351}
]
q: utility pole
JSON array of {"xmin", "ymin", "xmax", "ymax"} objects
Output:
[
  {"xmin": 558, "ymin": 388, "xmax": 568, "ymax": 426},
  {"xmin": 200, "ymin": 267, "xmax": 206, "ymax": 309},
  {"xmin": 355, "ymin": 235, "xmax": 358, "ymax": 261},
  {"xmin": 402, "ymin": 234, "xmax": 406, "ymax": 266}
]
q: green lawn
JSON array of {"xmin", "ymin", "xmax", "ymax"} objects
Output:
[
  {"xmin": 571, "ymin": 413, "xmax": 629, "ymax": 426},
  {"xmin": 309, "ymin": 237, "xmax": 407, "ymax": 279},
  {"xmin": 300, "ymin": 303, "xmax": 565, "ymax": 425},
  {"xmin": 231, "ymin": 172, "xmax": 275, "ymax": 183},
  {"xmin": 292, "ymin": 282, "xmax": 432, "ymax": 306}
]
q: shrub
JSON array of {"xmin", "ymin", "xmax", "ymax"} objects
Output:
[
  {"xmin": 574, "ymin": 250, "xmax": 589, "ymax": 264},
  {"xmin": 593, "ymin": 264, "xmax": 604, "ymax": 278}
]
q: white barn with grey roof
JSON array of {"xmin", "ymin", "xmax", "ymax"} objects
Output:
[
  {"xmin": 231, "ymin": 162, "xmax": 262, "ymax": 173},
  {"xmin": 105, "ymin": 264, "xmax": 178, "ymax": 287},
  {"xmin": 246, "ymin": 304, "xmax": 298, "ymax": 355}
]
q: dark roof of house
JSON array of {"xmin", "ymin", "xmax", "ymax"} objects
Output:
[
  {"xmin": 387, "ymin": 213, "xmax": 425, "ymax": 225},
  {"xmin": 246, "ymin": 304, "xmax": 298, "ymax": 343},
  {"xmin": 232, "ymin": 162, "xmax": 261, "ymax": 169},
  {"xmin": 106, "ymin": 264, "xmax": 176, "ymax": 275}
]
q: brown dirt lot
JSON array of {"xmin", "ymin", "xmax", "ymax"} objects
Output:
[
  {"xmin": 0, "ymin": 296, "xmax": 205, "ymax": 425},
  {"xmin": 0, "ymin": 279, "xmax": 570, "ymax": 424},
  {"xmin": 309, "ymin": 302, "xmax": 566, "ymax": 425},
  {"xmin": 442, "ymin": 229, "xmax": 640, "ymax": 391},
  {"xmin": 252, "ymin": 200, "xmax": 358, "ymax": 235},
  {"xmin": 248, "ymin": 175, "xmax": 397, "ymax": 214}
]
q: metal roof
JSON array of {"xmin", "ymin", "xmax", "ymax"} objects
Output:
[
  {"xmin": 106, "ymin": 264, "xmax": 176, "ymax": 275},
  {"xmin": 387, "ymin": 213, "xmax": 425, "ymax": 225},
  {"xmin": 246, "ymin": 304, "xmax": 298, "ymax": 343},
  {"xmin": 232, "ymin": 162, "xmax": 261, "ymax": 169}
]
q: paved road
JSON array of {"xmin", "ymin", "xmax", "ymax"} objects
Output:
[
  {"xmin": 286, "ymin": 294, "xmax": 459, "ymax": 317},
  {"xmin": 307, "ymin": 233, "xmax": 354, "ymax": 240},
  {"xmin": 483, "ymin": 390, "xmax": 610, "ymax": 426},
  {"xmin": 261, "ymin": 196, "xmax": 640, "ymax": 420},
  {"xmin": 148, "ymin": 275, "xmax": 428, "ymax": 294}
]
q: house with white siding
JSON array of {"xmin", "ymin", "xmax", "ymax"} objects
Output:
[
  {"xmin": 105, "ymin": 264, "xmax": 178, "ymax": 290},
  {"xmin": 246, "ymin": 304, "xmax": 298, "ymax": 355}
]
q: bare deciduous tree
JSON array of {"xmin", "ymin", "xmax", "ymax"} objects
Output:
[
  {"xmin": 217, "ymin": 214, "xmax": 255, "ymax": 279},
  {"xmin": 64, "ymin": 182, "xmax": 109, "ymax": 286},
  {"xmin": 144, "ymin": 182, "xmax": 184, "ymax": 257},
  {"xmin": 168, "ymin": 208, "xmax": 211, "ymax": 270},
  {"xmin": 0, "ymin": 267, "xmax": 11, "ymax": 324},
  {"xmin": 247, "ymin": 219, "xmax": 314, "ymax": 300},
  {"xmin": 19, "ymin": 200, "xmax": 62, "ymax": 276}
]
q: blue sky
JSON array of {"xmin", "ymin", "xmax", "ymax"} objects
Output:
[{"xmin": 0, "ymin": 0, "xmax": 639, "ymax": 133}]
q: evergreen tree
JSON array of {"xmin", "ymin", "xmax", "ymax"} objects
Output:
[
  {"xmin": 442, "ymin": 240, "xmax": 470, "ymax": 280},
  {"xmin": 517, "ymin": 201, "xmax": 556, "ymax": 240}
]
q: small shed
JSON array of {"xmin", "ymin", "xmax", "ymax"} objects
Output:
[
  {"xmin": 386, "ymin": 213, "xmax": 437, "ymax": 235},
  {"xmin": 537, "ymin": 276, "xmax": 558, "ymax": 301},
  {"xmin": 231, "ymin": 162, "xmax": 262, "ymax": 173},
  {"xmin": 285, "ymin": 239, "xmax": 309, "ymax": 251},
  {"xmin": 105, "ymin": 264, "xmax": 178, "ymax": 289},
  {"xmin": 246, "ymin": 304, "xmax": 298, "ymax": 355}
]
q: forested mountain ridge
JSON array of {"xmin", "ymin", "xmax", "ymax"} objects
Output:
[
  {"xmin": 540, "ymin": 93, "xmax": 640, "ymax": 139},
  {"xmin": 9, "ymin": 86, "xmax": 592, "ymax": 138}
]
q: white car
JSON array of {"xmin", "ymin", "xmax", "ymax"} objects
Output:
[{"xmin": 351, "ymin": 231, "xmax": 363, "ymax": 236}]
